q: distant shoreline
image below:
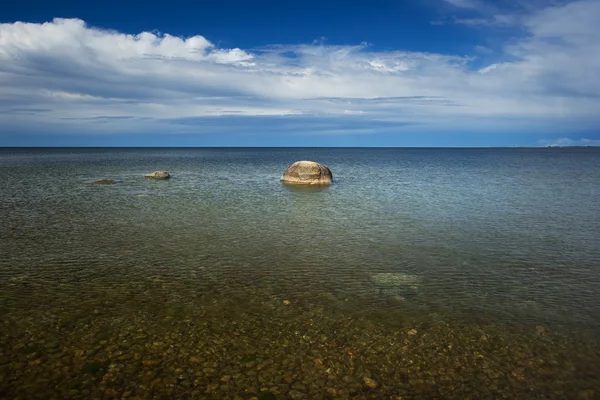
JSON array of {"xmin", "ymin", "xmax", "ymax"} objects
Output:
[
  {"xmin": 0, "ymin": 146, "xmax": 599, "ymax": 149},
  {"xmin": 544, "ymin": 145, "xmax": 599, "ymax": 148}
]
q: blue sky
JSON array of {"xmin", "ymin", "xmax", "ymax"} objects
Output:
[{"xmin": 0, "ymin": 0, "xmax": 599, "ymax": 146}]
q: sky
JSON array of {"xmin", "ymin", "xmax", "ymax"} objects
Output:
[{"xmin": 0, "ymin": 0, "xmax": 599, "ymax": 147}]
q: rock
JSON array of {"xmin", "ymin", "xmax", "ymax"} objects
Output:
[
  {"xmin": 579, "ymin": 389, "xmax": 595, "ymax": 400},
  {"xmin": 144, "ymin": 170, "xmax": 170, "ymax": 180},
  {"xmin": 363, "ymin": 377, "xmax": 378, "ymax": 389},
  {"xmin": 288, "ymin": 390, "xmax": 306, "ymax": 399},
  {"xmin": 206, "ymin": 384, "xmax": 219, "ymax": 392},
  {"xmin": 142, "ymin": 360, "xmax": 159, "ymax": 367},
  {"xmin": 371, "ymin": 273, "xmax": 421, "ymax": 287},
  {"xmin": 371, "ymin": 273, "xmax": 421, "ymax": 296},
  {"xmin": 291, "ymin": 383, "xmax": 307, "ymax": 392},
  {"xmin": 536, "ymin": 325, "xmax": 547, "ymax": 336},
  {"xmin": 257, "ymin": 391, "xmax": 276, "ymax": 400},
  {"xmin": 280, "ymin": 161, "xmax": 332, "ymax": 185},
  {"xmin": 92, "ymin": 179, "xmax": 117, "ymax": 184}
]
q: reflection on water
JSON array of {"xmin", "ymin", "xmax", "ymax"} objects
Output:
[
  {"xmin": 281, "ymin": 182, "xmax": 332, "ymax": 193},
  {"xmin": 1, "ymin": 147, "xmax": 600, "ymax": 398}
]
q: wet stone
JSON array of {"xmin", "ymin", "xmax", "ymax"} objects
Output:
[
  {"xmin": 257, "ymin": 390, "xmax": 276, "ymax": 400},
  {"xmin": 536, "ymin": 326, "xmax": 548, "ymax": 336},
  {"xmin": 291, "ymin": 383, "xmax": 307, "ymax": 392},
  {"xmin": 363, "ymin": 377, "xmax": 378, "ymax": 389},
  {"xmin": 288, "ymin": 389, "xmax": 306, "ymax": 399},
  {"xmin": 1, "ymin": 283, "xmax": 600, "ymax": 400},
  {"xmin": 142, "ymin": 360, "xmax": 158, "ymax": 367}
]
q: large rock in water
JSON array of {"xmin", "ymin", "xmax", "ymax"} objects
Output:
[
  {"xmin": 93, "ymin": 179, "xmax": 117, "ymax": 184},
  {"xmin": 144, "ymin": 171, "xmax": 170, "ymax": 180},
  {"xmin": 280, "ymin": 161, "xmax": 332, "ymax": 185}
]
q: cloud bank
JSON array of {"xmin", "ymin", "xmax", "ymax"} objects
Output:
[
  {"xmin": 540, "ymin": 138, "xmax": 600, "ymax": 147},
  {"xmin": 0, "ymin": 0, "xmax": 599, "ymax": 140}
]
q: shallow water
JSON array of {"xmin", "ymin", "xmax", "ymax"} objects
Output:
[{"xmin": 1, "ymin": 147, "xmax": 599, "ymax": 399}]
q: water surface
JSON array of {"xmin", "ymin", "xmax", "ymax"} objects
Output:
[{"xmin": 1, "ymin": 148, "xmax": 599, "ymax": 399}]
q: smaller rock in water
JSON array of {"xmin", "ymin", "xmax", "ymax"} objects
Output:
[
  {"xmin": 92, "ymin": 179, "xmax": 117, "ymax": 184},
  {"xmin": 144, "ymin": 170, "xmax": 170, "ymax": 180}
]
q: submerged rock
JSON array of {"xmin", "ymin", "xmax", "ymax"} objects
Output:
[
  {"xmin": 144, "ymin": 171, "xmax": 170, "ymax": 180},
  {"xmin": 371, "ymin": 273, "xmax": 421, "ymax": 296},
  {"xmin": 280, "ymin": 161, "xmax": 332, "ymax": 185},
  {"xmin": 363, "ymin": 377, "xmax": 378, "ymax": 389},
  {"xmin": 371, "ymin": 273, "xmax": 420, "ymax": 287},
  {"xmin": 536, "ymin": 325, "xmax": 548, "ymax": 336},
  {"xmin": 92, "ymin": 179, "xmax": 117, "ymax": 184}
]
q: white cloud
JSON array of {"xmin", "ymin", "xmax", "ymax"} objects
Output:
[
  {"xmin": 489, "ymin": 0, "xmax": 600, "ymax": 101},
  {"xmin": 474, "ymin": 45, "xmax": 493, "ymax": 54},
  {"xmin": 540, "ymin": 138, "xmax": 600, "ymax": 147},
  {"xmin": 478, "ymin": 63, "xmax": 500, "ymax": 74},
  {"xmin": 454, "ymin": 14, "xmax": 517, "ymax": 27},
  {"xmin": 0, "ymin": 3, "xmax": 599, "ymax": 136},
  {"xmin": 0, "ymin": 18, "xmax": 252, "ymax": 63},
  {"xmin": 368, "ymin": 59, "xmax": 410, "ymax": 72},
  {"xmin": 443, "ymin": 0, "xmax": 482, "ymax": 9}
]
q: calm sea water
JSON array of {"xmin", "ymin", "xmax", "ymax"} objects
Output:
[{"xmin": 1, "ymin": 147, "xmax": 600, "ymax": 399}]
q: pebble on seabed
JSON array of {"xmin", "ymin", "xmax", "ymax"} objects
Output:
[
  {"xmin": 1, "ymin": 287, "xmax": 599, "ymax": 399},
  {"xmin": 363, "ymin": 376, "xmax": 379, "ymax": 389}
]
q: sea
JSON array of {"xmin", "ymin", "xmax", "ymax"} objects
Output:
[{"xmin": 1, "ymin": 147, "xmax": 599, "ymax": 399}]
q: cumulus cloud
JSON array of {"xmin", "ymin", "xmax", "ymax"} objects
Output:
[{"xmin": 0, "ymin": 2, "xmax": 599, "ymax": 137}]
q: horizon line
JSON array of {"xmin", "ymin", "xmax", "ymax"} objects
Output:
[{"xmin": 1, "ymin": 145, "xmax": 599, "ymax": 149}]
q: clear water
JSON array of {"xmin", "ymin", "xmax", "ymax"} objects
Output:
[{"xmin": 1, "ymin": 147, "xmax": 599, "ymax": 399}]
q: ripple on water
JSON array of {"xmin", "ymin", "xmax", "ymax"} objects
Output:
[{"xmin": 1, "ymin": 147, "xmax": 600, "ymax": 397}]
